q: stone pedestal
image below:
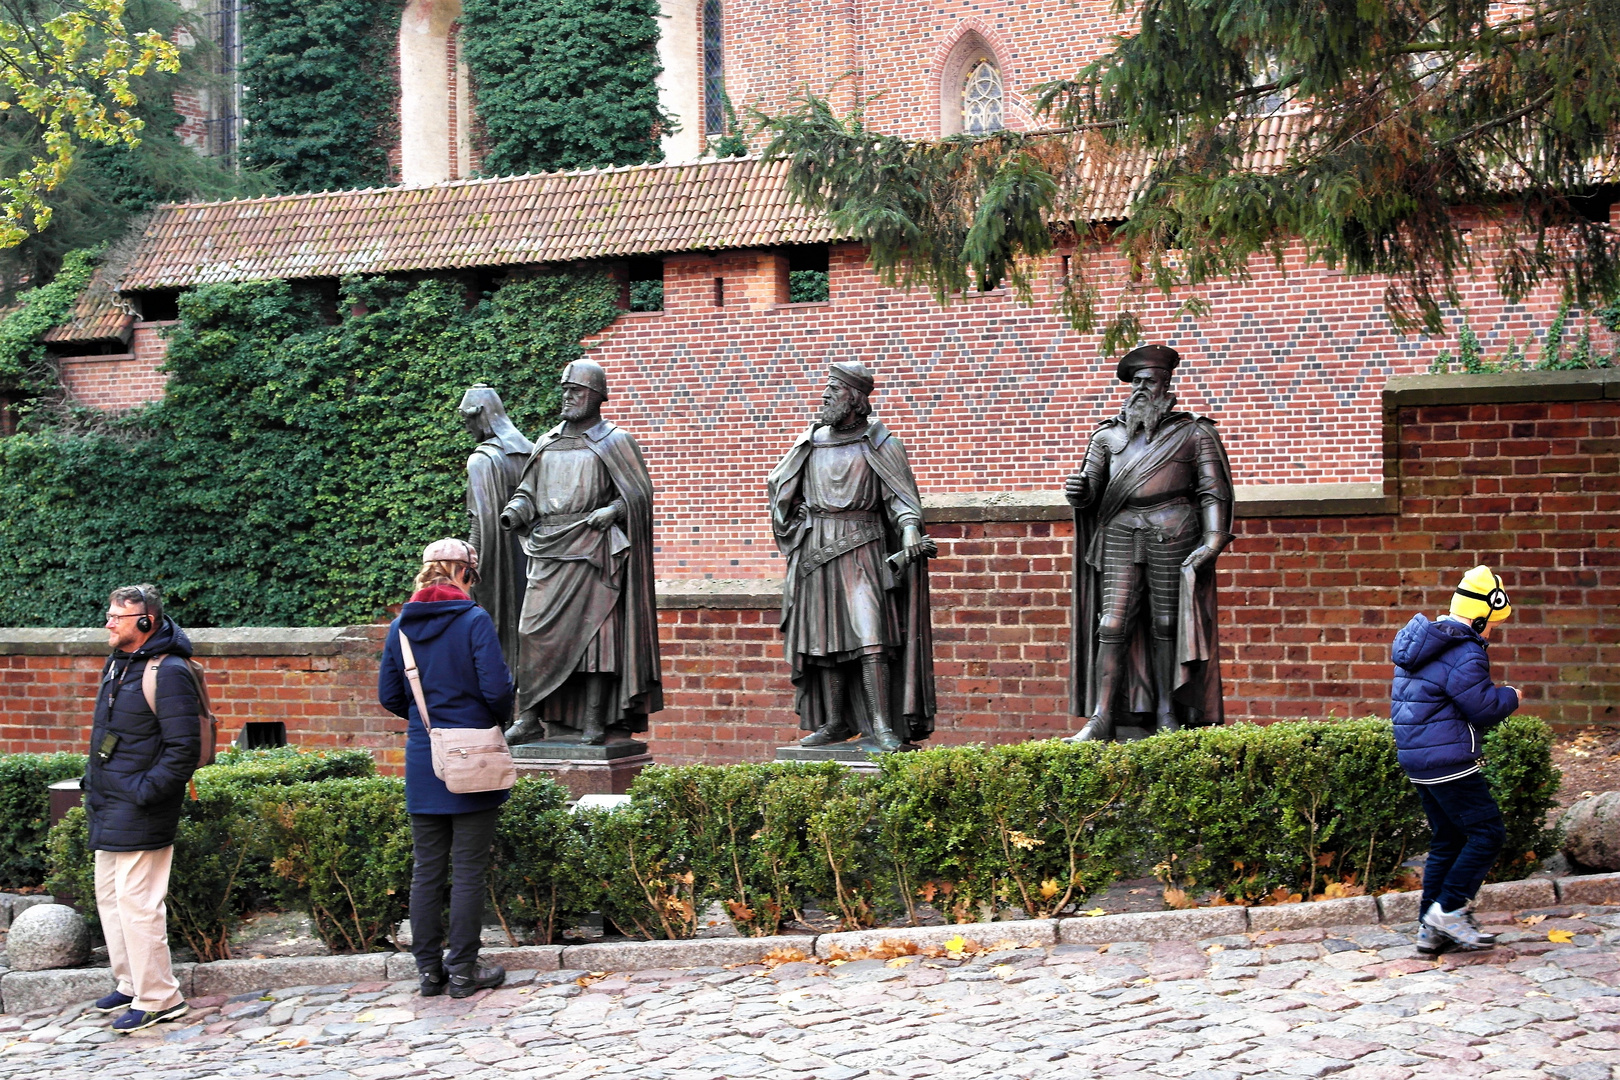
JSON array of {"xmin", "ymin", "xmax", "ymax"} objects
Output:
[
  {"xmin": 775, "ymin": 737, "xmax": 919, "ymax": 773},
  {"xmin": 511, "ymin": 738, "xmax": 652, "ymax": 798}
]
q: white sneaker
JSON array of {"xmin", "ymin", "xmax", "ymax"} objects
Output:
[{"xmin": 1422, "ymin": 903, "xmax": 1492, "ymax": 949}]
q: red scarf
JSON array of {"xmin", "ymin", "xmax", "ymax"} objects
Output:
[{"xmin": 410, "ymin": 584, "xmax": 469, "ymax": 603}]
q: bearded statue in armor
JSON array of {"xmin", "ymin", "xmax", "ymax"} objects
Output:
[
  {"xmin": 767, "ymin": 362, "xmax": 938, "ymax": 752},
  {"xmin": 499, "ymin": 362, "xmax": 663, "ymax": 746},
  {"xmin": 1065, "ymin": 345, "xmax": 1234, "ymax": 741}
]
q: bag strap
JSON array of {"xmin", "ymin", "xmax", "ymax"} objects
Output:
[
  {"xmin": 141, "ymin": 656, "xmax": 163, "ymax": 716},
  {"xmin": 398, "ymin": 632, "xmax": 432, "ymax": 732}
]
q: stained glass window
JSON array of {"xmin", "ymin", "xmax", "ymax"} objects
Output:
[
  {"xmin": 704, "ymin": 0, "xmax": 725, "ymax": 135},
  {"xmin": 962, "ymin": 60, "xmax": 1003, "ymax": 135}
]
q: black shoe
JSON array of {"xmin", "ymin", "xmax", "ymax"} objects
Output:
[
  {"xmin": 111, "ymin": 1001, "xmax": 188, "ymax": 1032},
  {"xmin": 800, "ymin": 723, "xmax": 854, "ymax": 747},
  {"xmin": 419, "ymin": 968, "xmax": 447, "ymax": 997},
  {"xmin": 92, "ymin": 990, "xmax": 134, "ymax": 1013},
  {"xmin": 448, "ymin": 963, "xmax": 505, "ymax": 998}
]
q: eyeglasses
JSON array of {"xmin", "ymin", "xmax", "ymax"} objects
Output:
[{"xmin": 105, "ymin": 613, "xmax": 146, "ymax": 624}]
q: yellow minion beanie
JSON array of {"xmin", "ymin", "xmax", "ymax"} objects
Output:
[{"xmin": 1451, "ymin": 565, "xmax": 1511, "ymax": 629}]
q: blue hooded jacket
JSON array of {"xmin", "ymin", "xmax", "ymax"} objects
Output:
[
  {"xmin": 378, "ymin": 598, "xmax": 514, "ymax": 815},
  {"xmin": 1390, "ymin": 613, "xmax": 1518, "ymax": 782}
]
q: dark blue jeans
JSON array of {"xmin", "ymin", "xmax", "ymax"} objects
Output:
[
  {"xmin": 410, "ymin": 808, "xmax": 499, "ymax": 974},
  {"xmin": 1416, "ymin": 772, "xmax": 1506, "ymax": 915}
]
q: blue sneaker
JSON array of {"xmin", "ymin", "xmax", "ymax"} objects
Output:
[
  {"xmin": 92, "ymin": 990, "xmax": 134, "ymax": 1013},
  {"xmin": 111, "ymin": 1001, "xmax": 189, "ymax": 1032}
]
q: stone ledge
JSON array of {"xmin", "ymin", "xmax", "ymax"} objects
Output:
[
  {"xmin": 1059, "ymin": 907, "xmax": 1247, "ymax": 944},
  {"xmin": 0, "ymin": 625, "xmax": 385, "ymax": 657},
  {"xmin": 1384, "ymin": 368, "xmax": 1619, "ymax": 406},
  {"xmin": 1556, "ymin": 871, "xmax": 1620, "ymax": 906},
  {"xmin": 1231, "ymin": 482, "xmax": 1394, "ymax": 518},
  {"xmin": 1244, "ymin": 895, "xmax": 1380, "ymax": 932},
  {"xmin": 655, "ymin": 580, "xmax": 780, "ymax": 610}
]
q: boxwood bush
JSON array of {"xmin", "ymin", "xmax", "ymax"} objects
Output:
[
  {"xmin": 0, "ymin": 751, "xmax": 87, "ymax": 889},
  {"xmin": 36, "ymin": 717, "xmax": 1561, "ymax": 952}
]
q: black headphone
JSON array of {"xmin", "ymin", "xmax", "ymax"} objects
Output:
[
  {"xmin": 1455, "ymin": 574, "xmax": 1509, "ymax": 634},
  {"xmin": 134, "ymin": 584, "xmax": 160, "ymax": 634}
]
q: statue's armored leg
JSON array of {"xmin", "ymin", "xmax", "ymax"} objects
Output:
[
  {"xmin": 801, "ymin": 663, "xmax": 855, "ymax": 746},
  {"xmin": 862, "ymin": 654, "xmax": 903, "ymax": 752},
  {"xmin": 1152, "ymin": 636, "xmax": 1181, "ymax": 734},
  {"xmin": 1070, "ymin": 639, "xmax": 1124, "ymax": 742},
  {"xmin": 580, "ymin": 674, "xmax": 612, "ymax": 745},
  {"xmin": 504, "ymin": 704, "xmax": 545, "ymax": 746}
]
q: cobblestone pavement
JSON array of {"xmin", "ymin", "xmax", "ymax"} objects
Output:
[{"xmin": 4, "ymin": 911, "xmax": 1620, "ymax": 1080}]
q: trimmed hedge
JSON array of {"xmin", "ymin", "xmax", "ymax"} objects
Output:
[
  {"xmin": 40, "ymin": 718, "xmax": 1561, "ymax": 952},
  {"xmin": 0, "ymin": 751, "xmax": 88, "ymax": 889}
]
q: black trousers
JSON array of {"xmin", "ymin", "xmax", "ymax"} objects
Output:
[
  {"xmin": 1416, "ymin": 772, "xmax": 1506, "ymax": 915},
  {"xmin": 409, "ymin": 808, "xmax": 499, "ymax": 974}
]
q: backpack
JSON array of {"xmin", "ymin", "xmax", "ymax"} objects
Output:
[{"xmin": 141, "ymin": 654, "xmax": 220, "ymax": 771}]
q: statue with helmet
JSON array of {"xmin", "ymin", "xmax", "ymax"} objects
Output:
[
  {"xmin": 498, "ymin": 361, "xmax": 663, "ymax": 746},
  {"xmin": 459, "ymin": 384, "xmax": 534, "ymax": 678},
  {"xmin": 766, "ymin": 361, "xmax": 939, "ymax": 752},
  {"xmin": 1064, "ymin": 344, "xmax": 1235, "ymax": 741}
]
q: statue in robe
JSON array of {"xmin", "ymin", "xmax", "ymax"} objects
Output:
[
  {"xmin": 766, "ymin": 362, "xmax": 938, "ymax": 752},
  {"xmin": 500, "ymin": 362, "xmax": 663, "ymax": 745},
  {"xmin": 460, "ymin": 384, "xmax": 532, "ymax": 677}
]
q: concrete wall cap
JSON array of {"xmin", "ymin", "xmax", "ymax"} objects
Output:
[
  {"xmin": 1384, "ymin": 368, "xmax": 1617, "ymax": 407},
  {"xmin": 0, "ymin": 625, "xmax": 385, "ymax": 657}
]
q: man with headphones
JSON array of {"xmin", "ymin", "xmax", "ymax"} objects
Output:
[
  {"xmin": 85, "ymin": 584, "xmax": 198, "ymax": 1031},
  {"xmin": 1391, "ymin": 565, "xmax": 1522, "ymax": 955}
]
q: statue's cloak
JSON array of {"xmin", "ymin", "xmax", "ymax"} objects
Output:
[
  {"xmin": 514, "ymin": 418, "xmax": 662, "ymax": 728},
  {"xmin": 466, "ymin": 428, "xmax": 532, "ymax": 677},
  {"xmin": 767, "ymin": 419, "xmax": 936, "ymax": 740},
  {"xmin": 1069, "ymin": 412, "xmax": 1231, "ymax": 727}
]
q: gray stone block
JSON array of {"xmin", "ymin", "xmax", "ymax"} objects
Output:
[
  {"xmin": 190, "ymin": 953, "xmax": 389, "ymax": 998},
  {"xmin": 566, "ymin": 935, "xmax": 816, "ymax": 970},
  {"xmin": 1, "ymin": 967, "xmax": 114, "ymax": 1014},
  {"xmin": 815, "ymin": 920, "xmax": 1056, "ymax": 959},
  {"xmin": 1059, "ymin": 908, "xmax": 1247, "ymax": 945},
  {"xmin": 1555, "ymin": 872, "xmax": 1620, "ymax": 906},
  {"xmin": 9, "ymin": 895, "xmax": 53, "ymax": 920},
  {"xmin": 1246, "ymin": 896, "xmax": 1378, "ymax": 932},
  {"xmin": 6, "ymin": 904, "xmax": 89, "ymax": 971},
  {"xmin": 1563, "ymin": 794, "xmax": 1620, "ymax": 870},
  {"xmin": 1377, "ymin": 891, "xmax": 1421, "ymax": 924},
  {"xmin": 1477, "ymin": 878, "xmax": 1557, "ymax": 911},
  {"xmin": 477, "ymin": 945, "xmax": 563, "ymax": 972}
]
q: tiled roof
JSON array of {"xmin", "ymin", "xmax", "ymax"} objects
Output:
[
  {"xmin": 119, "ymin": 157, "xmax": 841, "ymax": 291},
  {"xmin": 41, "ymin": 269, "xmax": 136, "ymax": 345}
]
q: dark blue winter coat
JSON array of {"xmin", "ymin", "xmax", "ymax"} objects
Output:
[
  {"xmin": 86, "ymin": 618, "xmax": 201, "ymax": 851},
  {"xmin": 378, "ymin": 598, "xmax": 514, "ymax": 815},
  {"xmin": 1390, "ymin": 613, "xmax": 1518, "ymax": 782}
]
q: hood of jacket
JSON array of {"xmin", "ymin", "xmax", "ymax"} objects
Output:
[
  {"xmin": 111, "ymin": 616, "xmax": 193, "ymax": 662},
  {"xmin": 1391, "ymin": 613, "xmax": 1480, "ymax": 671},
  {"xmin": 398, "ymin": 599, "xmax": 477, "ymax": 644}
]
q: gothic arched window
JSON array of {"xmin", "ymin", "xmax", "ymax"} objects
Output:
[{"xmin": 961, "ymin": 60, "xmax": 1004, "ymax": 135}]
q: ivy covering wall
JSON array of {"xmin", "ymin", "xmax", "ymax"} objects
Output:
[
  {"xmin": 239, "ymin": 0, "xmax": 405, "ymax": 192},
  {"xmin": 461, "ymin": 0, "xmax": 667, "ymax": 176},
  {"xmin": 0, "ymin": 271, "xmax": 620, "ymax": 627}
]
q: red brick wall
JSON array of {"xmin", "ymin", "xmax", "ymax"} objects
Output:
[
  {"xmin": 0, "ymin": 628, "xmax": 404, "ymax": 771},
  {"xmin": 589, "ymin": 241, "xmax": 1602, "ymax": 581},
  {"xmin": 4, "ymin": 386, "xmax": 1614, "ymax": 767}
]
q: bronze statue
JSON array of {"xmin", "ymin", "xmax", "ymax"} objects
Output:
[
  {"xmin": 499, "ymin": 361, "xmax": 663, "ymax": 745},
  {"xmin": 767, "ymin": 362, "xmax": 937, "ymax": 752},
  {"xmin": 1065, "ymin": 344, "xmax": 1234, "ymax": 741},
  {"xmin": 460, "ymin": 384, "xmax": 533, "ymax": 677}
]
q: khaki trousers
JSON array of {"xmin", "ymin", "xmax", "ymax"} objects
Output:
[{"xmin": 94, "ymin": 847, "xmax": 183, "ymax": 1011}]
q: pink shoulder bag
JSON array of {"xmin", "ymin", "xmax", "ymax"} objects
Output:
[{"xmin": 398, "ymin": 632, "xmax": 516, "ymax": 794}]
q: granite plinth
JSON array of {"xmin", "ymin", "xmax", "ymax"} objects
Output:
[
  {"xmin": 775, "ymin": 738, "xmax": 920, "ymax": 769},
  {"xmin": 511, "ymin": 739, "xmax": 651, "ymax": 798}
]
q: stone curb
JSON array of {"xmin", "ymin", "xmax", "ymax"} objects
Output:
[{"xmin": 4, "ymin": 871, "xmax": 1616, "ymax": 1012}]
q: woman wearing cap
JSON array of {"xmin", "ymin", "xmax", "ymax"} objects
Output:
[
  {"xmin": 1390, "ymin": 564, "xmax": 1522, "ymax": 954},
  {"xmin": 378, "ymin": 539, "xmax": 512, "ymax": 998}
]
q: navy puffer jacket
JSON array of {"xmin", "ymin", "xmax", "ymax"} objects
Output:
[
  {"xmin": 378, "ymin": 598, "xmax": 514, "ymax": 815},
  {"xmin": 1390, "ymin": 613, "xmax": 1518, "ymax": 782},
  {"xmin": 86, "ymin": 618, "xmax": 201, "ymax": 851}
]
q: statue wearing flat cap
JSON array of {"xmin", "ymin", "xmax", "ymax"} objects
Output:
[
  {"xmin": 767, "ymin": 362, "xmax": 938, "ymax": 752},
  {"xmin": 499, "ymin": 361, "xmax": 663, "ymax": 745},
  {"xmin": 1063, "ymin": 345, "xmax": 1234, "ymax": 741},
  {"xmin": 460, "ymin": 384, "xmax": 533, "ymax": 677}
]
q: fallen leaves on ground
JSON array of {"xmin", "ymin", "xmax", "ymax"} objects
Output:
[
  {"xmin": 1520, "ymin": 914, "xmax": 1548, "ymax": 926},
  {"xmin": 1548, "ymin": 929, "xmax": 1576, "ymax": 943}
]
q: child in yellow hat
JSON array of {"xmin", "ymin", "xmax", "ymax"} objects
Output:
[{"xmin": 1390, "ymin": 565, "xmax": 1521, "ymax": 954}]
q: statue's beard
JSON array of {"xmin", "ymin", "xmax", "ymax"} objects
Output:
[
  {"xmin": 819, "ymin": 400, "xmax": 856, "ymax": 428},
  {"xmin": 561, "ymin": 401, "xmax": 595, "ymax": 422},
  {"xmin": 1123, "ymin": 392, "xmax": 1175, "ymax": 440}
]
